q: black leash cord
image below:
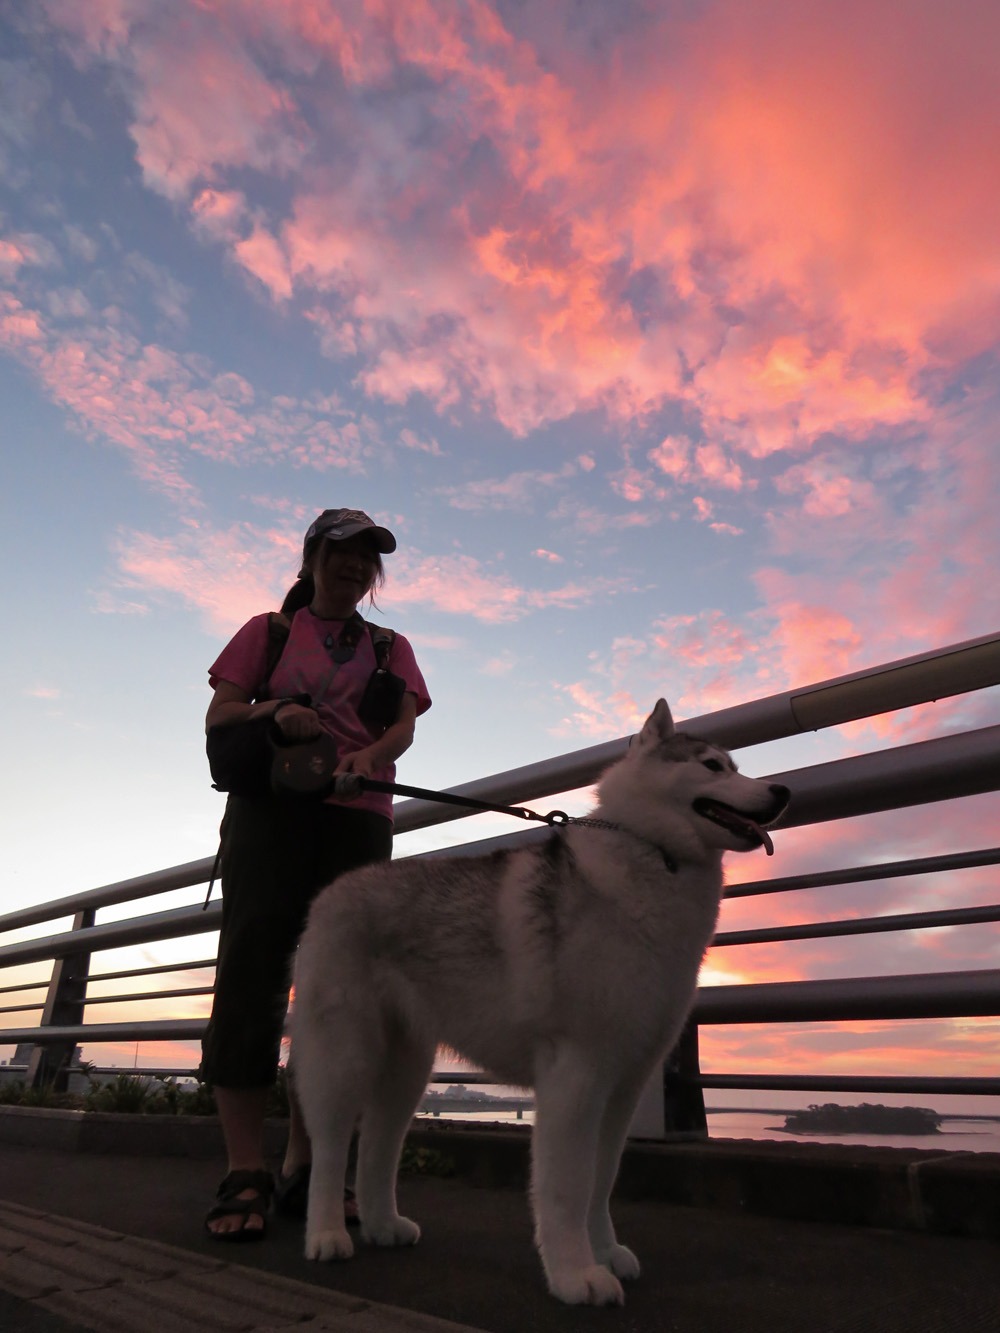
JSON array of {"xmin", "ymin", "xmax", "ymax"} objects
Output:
[{"xmin": 342, "ymin": 775, "xmax": 569, "ymax": 827}]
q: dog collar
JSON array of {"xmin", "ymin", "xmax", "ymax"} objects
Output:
[{"xmin": 569, "ymin": 817, "xmax": 678, "ymax": 874}]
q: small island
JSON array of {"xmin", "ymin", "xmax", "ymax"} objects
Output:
[{"xmin": 782, "ymin": 1102, "xmax": 942, "ymax": 1135}]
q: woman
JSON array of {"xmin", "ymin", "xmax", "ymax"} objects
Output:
[{"xmin": 201, "ymin": 508, "xmax": 431, "ymax": 1240}]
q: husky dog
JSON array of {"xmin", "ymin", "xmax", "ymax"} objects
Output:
[{"xmin": 291, "ymin": 700, "xmax": 789, "ymax": 1306}]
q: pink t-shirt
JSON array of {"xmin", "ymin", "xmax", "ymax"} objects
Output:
[{"xmin": 209, "ymin": 609, "xmax": 431, "ymax": 821}]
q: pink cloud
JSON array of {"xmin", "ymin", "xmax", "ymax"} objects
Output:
[
  {"xmin": 109, "ymin": 527, "xmax": 629, "ymax": 633},
  {"xmin": 112, "ymin": 521, "xmax": 299, "ymax": 634},
  {"xmin": 24, "ymin": 685, "xmax": 62, "ymax": 701},
  {"xmin": 699, "ymin": 1018, "xmax": 1000, "ymax": 1082},
  {"xmin": 774, "ymin": 457, "xmax": 878, "ymax": 519},
  {"xmin": 0, "ymin": 284, "xmax": 377, "ymax": 498},
  {"xmin": 388, "ymin": 553, "xmax": 627, "ymax": 623},
  {"xmin": 0, "ymin": 234, "xmax": 56, "ymax": 273},
  {"xmin": 235, "ymin": 226, "xmax": 293, "ymax": 300},
  {"xmin": 41, "ymin": 0, "xmax": 998, "ymax": 456}
]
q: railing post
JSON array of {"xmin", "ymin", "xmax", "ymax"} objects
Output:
[
  {"xmin": 662, "ymin": 1020, "xmax": 708, "ymax": 1136},
  {"xmin": 26, "ymin": 907, "xmax": 94, "ymax": 1090}
]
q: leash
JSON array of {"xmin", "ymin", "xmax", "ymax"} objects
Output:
[
  {"xmin": 330, "ymin": 774, "xmax": 571, "ymax": 826},
  {"xmin": 202, "ymin": 777, "xmax": 571, "ymax": 910},
  {"xmin": 201, "ymin": 777, "xmax": 663, "ymax": 910}
]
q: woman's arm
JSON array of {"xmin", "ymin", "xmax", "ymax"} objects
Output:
[
  {"xmin": 205, "ymin": 681, "xmax": 319, "ymax": 739},
  {"xmin": 334, "ymin": 691, "xmax": 418, "ymax": 778}
]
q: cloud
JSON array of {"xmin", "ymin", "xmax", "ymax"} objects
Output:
[
  {"xmin": 388, "ymin": 552, "xmax": 628, "ymax": 623},
  {"xmin": 34, "ymin": 0, "xmax": 998, "ymax": 456},
  {"xmin": 111, "ymin": 521, "xmax": 299, "ymax": 635},
  {"xmin": 436, "ymin": 461, "xmax": 580, "ymax": 511},
  {"xmin": 0, "ymin": 282, "xmax": 373, "ymax": 502},
  {"xmin": 398, "ymin": 427, "xmax": 443, "ymax": 456},
  {"xmin": 108, "ymin": 524, "xmax": 628, "ymax": 632},
  {"xmin": 699, "ymin": 1018, "xmax": 1000, "ymax": 1082}
]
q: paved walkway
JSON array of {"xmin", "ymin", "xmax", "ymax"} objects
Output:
[{"xmin": 1, "ymin": 1137, "xmax": 1000, "ymax": 1332}]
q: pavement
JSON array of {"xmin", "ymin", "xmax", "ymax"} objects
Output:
[{"xmin": 1, "ymin": 1121, "xmax": 999, "ymax": 1333}]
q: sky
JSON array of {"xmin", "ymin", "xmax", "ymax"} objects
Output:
[{"xmin": 1, "ymin": 0, "xmax": 999, "ymax": 1106}]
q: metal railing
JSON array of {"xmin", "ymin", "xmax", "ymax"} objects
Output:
[{"xmin": 2, "ymin": 630, "xmax": 1000, "ymax": 1122}]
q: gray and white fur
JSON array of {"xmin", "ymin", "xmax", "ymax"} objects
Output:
[{"xmin": 291, "ymin": 699, "xmax": 789, "ymax": 1306}]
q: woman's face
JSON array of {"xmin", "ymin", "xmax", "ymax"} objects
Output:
[{"xmin": 309, "ymin": 534, "xmax": 380, "ymax": 609}]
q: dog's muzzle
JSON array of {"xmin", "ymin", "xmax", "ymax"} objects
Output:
[{"xmin": 693, "ymin": 784, "xmax": 790, "ymax": 855}]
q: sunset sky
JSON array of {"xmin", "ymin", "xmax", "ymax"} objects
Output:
[{"xmin": 2, "ymin": 0, "xmax": 998, "ymax": 1101}]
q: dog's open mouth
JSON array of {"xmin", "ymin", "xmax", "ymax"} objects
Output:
[{"xmin": 693, "ymin": 799, "xmax": 775, "ymax": 855}]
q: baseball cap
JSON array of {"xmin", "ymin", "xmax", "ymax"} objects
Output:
[{"xmin": 299, "ymin": 508, "xmax": 397, "ymax": 575}]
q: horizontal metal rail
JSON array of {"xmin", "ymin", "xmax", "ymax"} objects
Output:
[
  {"xmin": 695, "ymin": 1074, "xmax": 1000, "ymax": 1096},
  {"xmin": 74, "ymin": 986, "xmax": 214, "ymax": 1007},
  {"xmin": 3, "ymin": 630, "xmax": 999, "ymax": 1115},
  {"xmin": 713, "ymin": 903, "xmax": 1000, "ymax": 947},
  {"xmin": 0, "ymin": 858, "xmax": 216, "ymax": 935},
  {"xmin": 5, "ymin": 890, "xmax": 998, "ymax": 979},
  {"xmin": 766, "ymin": 725, "xmax": 1000, "ymax": 827},
  {"xmin": 6, "ymin": 968, "xmax": 998, "ymax": 1050},
  {"xmin": 6, "ymin": 729, "xmax": 995, "ymax": 954},
  {"xmin": 0, "ymin": 904, "xmax": 222, "ymax": 969},
  {"xmin": 0, "ymin": 979, "xmax": 49, "ymax": 997},
  {"xmin": 2, "ymin": 630, "xmax": 996, "ymax": 936},
  {"xmin": 695, "ymin": 968, "xmax": 1000, "ymax": 1024},
  {"xmin": 0, "ymin": 1020, "xmax": 207, "ymax": 1045},
  {"xmin": 725, "ymin": 846, "xmax": 1000, "ymax": 900},
  {"xmin": 392, "ymin": 630, "xmax": 1000, "ymax": 833},
  {"xmin": 81, "ymin": 959, "xmax": 218, "ymax": 985}
]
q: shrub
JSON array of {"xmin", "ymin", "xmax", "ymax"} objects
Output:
[
  {"xmin": 0, "ymin": 1079, "xmax": 79, "ymax": 1109},
  {"xmin": 84, "ymin": 1072, "xmax": 160, "ymax": 1114}
]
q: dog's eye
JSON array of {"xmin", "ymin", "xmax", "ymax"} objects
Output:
[{"xmin": 702, "ymin": 758, "xmax": 726, "ymax": 772}]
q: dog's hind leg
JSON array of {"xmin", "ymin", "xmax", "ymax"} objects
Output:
[
  {"xmin": 355, "ymin": 1027, "xmax": 434, "ymax": 1249},
  {"xmin": 586, "ymin": 1068, "xmax": 647, "ymax": 1282},
  {"xmin": 531, "ymin": 1048, "xmax": 626, "ymax": 1306}
]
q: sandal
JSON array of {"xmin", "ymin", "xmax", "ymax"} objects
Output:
[
  {"xmin": 274, "ymin": 1164, "xmax": 359, "ymax": 1226},
  {"xmin": 205, "ymin": 1168, "xmax": 274, "ymax": 1242}
]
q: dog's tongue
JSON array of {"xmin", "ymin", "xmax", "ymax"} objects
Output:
[{"xmin": 747, "ymin": 819, "xmax": 774, "ymax": 856}]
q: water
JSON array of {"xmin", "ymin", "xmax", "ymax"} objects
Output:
[{"xmin": 417, "ymin": 1105, "xmax": 1000, "ymax": 1153}]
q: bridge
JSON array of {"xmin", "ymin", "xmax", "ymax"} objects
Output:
[{"xmin": 2, "ymin": 632, "xmax": 1000, "ymax": 1330}]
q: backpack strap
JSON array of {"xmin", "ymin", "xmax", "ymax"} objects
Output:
[
  {"xmin": 366, "ymin": 622, "xmax": 396, "ymax": 671},
  {"xmin": 263, "ymin": 612, "xmax": 292, "ymax": 688}
]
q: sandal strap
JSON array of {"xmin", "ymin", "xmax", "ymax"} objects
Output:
[
  {"xmin": 216, "ymin": 1168, "xmax": 274, "ymax": 1201},
  {"xmin": 205, "ymin": 1194, "xmax": 269, "ymax": 1224}
]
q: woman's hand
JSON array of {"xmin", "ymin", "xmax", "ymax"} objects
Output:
[
  {"xmin": 273, "ymin": 702, "xmax": 321, "ymax": 741},
  {"xmin": 334, "ymin": 745, "xmax": 382, "ymax": 779},
  {"xmin": 333, "ymin": 695, "xmax": 419, "ymax": 783}
]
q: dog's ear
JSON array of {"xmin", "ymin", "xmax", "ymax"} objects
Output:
[{"xmin": 637, "ymin": 698, "xmax": 675, "ymax": 749}]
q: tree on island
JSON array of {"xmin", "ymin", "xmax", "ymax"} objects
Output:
[{"xmin": 783, "ymin": 1102, "xmax": 941, "ymax": 1134}]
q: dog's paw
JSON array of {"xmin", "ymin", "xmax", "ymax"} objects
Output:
[
  {"xmin": 305, "ymin": 1227, "xmax": 354, "ymax": 1261},
  {"xmin": 547, "ymin": 1263, "xmax": 625, "ymax": 1306},
  {"xmin": 361, "ymin": 1214, "xmax": 421, "ymax": 1248},
  {"xmin": 604, "ymin": 1243, "xmax": 640, "ymax": 1281}
]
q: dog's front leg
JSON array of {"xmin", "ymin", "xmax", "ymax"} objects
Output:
[
  {"xmin": 531, "ymin": 1053, "xmax": 625, "ymax": 1306},
  {"xmin": 587, "ymin": 1069, "xmax": 646, "ymax": 1282}
]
